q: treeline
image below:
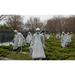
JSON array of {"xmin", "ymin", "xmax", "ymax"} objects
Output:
[
  {"xmin": 0, "ymin": 15, "xmax": 75, "ymax": 33},
  {"xmin": 46, "ymin": 16, "xmax": 75, "ymax": 33},
  {"xmin": 0, "ymin": 24, "xmax": 11, "ymax": 31}
]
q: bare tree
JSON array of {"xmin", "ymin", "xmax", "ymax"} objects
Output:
[
  {"xmin": 0, "ymin": 15, "xmax": 7, "ymax": 23},
  {"xmin": 46, "ymin": 16, "xmax": 67, "ymax": 33},
  {"xmin": 6, "ymin": 15, "xmax": 24, "ymax": 31},
  {"xmin": 25, "ymin": 17, "xmax": 44, "ymax": 31}
]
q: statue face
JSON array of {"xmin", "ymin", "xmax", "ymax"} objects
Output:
[{"xmin": 36, "ymin": 31, "xmax": 40, "ymax": 34}]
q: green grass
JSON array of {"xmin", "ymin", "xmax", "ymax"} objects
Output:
[
  {"xmin": 0, "ymin": 44, "xmax": 31, "ymax": 60},
  {"xmin": 45, "ymin": 34, "xmax": 75, "ymax": 60},
  {"xmin": 0, "ymin": 34, "xmax": 75, "ymax": 60},
  {"xmin": 7, "ymin": 52, "xmax": 30, "ymax": 60},
  {"xmin": 0, "ymin": 48, "xmax": 10, "ymax": 57}
]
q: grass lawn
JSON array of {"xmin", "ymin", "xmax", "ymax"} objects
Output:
[
  {"xmin": 0, "ymin": 34, "xmax": 75, "ymax": 60},
  {"xmin": 7, "ymin": 52, "xmax": 31, "ymax": 60},
  {"xmin": 45, "ymin": 34, "xmax": 75, "ymax": 60},
  {"xmin": 0, "ymin": 44, "xmax": 31, "ymax": 60}
]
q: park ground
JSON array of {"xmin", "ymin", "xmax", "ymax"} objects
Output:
[{"xmin": 0, "ymin": 34, "xmax": 75, "ymax": 60}]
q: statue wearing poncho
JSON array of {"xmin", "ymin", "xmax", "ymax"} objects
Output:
[
  {"xmin": 61, "ymin": 32, "xmax": 65, "ymax": 48},
  {"xmin": 61, "ymin": 32, "xmax": 72, "ymax": 48},
  {"xmin": 26, "ymin": 32, "xmax": 32, "ymax": 44},
  {"xmin": 13, "ymin": 30, "xmax": 25, "ymax": 52},
  {"xmin": 30, "ymin": 28, "xmax": 46, "ymax": 59}
]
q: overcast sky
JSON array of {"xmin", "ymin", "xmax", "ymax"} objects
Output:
[
  {"xmin": 23, "ymin": 15, "xmax": 71, "ymax": 23},
  {"xmin": 23, "ymin": 15, "xmax": 54, "ymax": 23}
]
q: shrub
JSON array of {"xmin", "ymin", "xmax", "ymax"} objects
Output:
[
  {"xmin": 45, "ymin": 34, "xmax": 75, "ymax": 60},
  {"xmin": 0, "ymin": 48, "xmax": 10, "ymax": 57}
]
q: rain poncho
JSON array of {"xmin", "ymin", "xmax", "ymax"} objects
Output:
[
  {"xmin": 61, "ymin": 34, "xmax": 64, "ymax": 43},
  {"xmin": 65, "ymin": 34, "xmax": 72, "ymax": 45},
  {"xmin": 61, "ymin": 33, "xmax": 66, "ymax": 48},
  {"xmin": 56, "ymin": 33, "xmax": 61, "ymax": 39},
  {"xmin": 13, "ymin": 32, "xmax": 25, "ymax": 50},
  {"xmin": 26, "ymin": 32, "xmax": 32, "ymax": 44},
  {"xmin": 67, "ymin": 34, "xmax": 72, "ymax": 43},
  {"xmin": 30, "ymin": 32, "xmax": 46, "ymax": 59},
  {"xmin": 61, "ymin": 33, "xmax": 72, "ymax": 48}
]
